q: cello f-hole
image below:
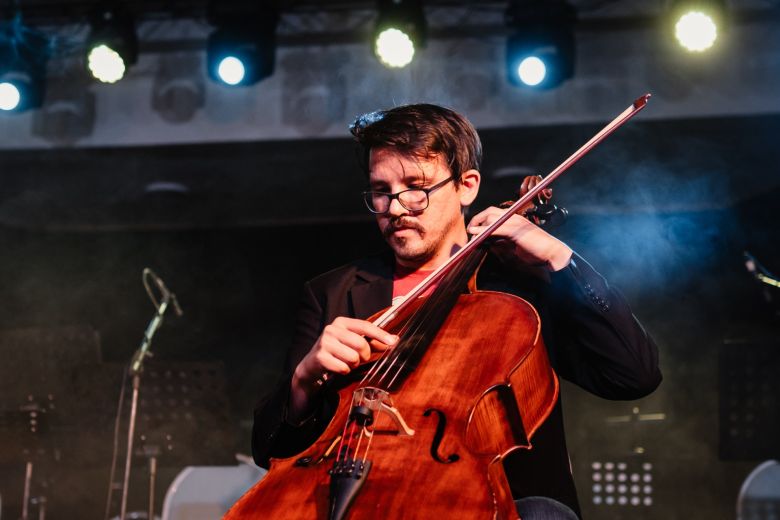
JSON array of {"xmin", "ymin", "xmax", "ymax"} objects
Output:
[{"xmin": 423, "ymin": 408, "xmax": 460, "ymax": 464}]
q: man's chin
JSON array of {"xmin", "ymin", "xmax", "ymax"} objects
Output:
[{"xmin": 388, "ymin": 240, "xmax": 433, "ymax": 265}]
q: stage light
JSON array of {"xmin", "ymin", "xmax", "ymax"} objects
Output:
[
  {"xmin": 0, "ymin": 71, "xmax": 45, "ymax": 112},
  {"xmin": 505, "ymin": 1, "xmax": 576, "ymax": 89},
  {"xmin": 86, "ymin": 6, "xmax": 138, "ymax": 83},
  {"xmin": 0, "ymin": 24, "xmax": 49, "ymax": 112},
  {"xmin": 0, "ymin": 81, "xmax": 21, "ymax": 111},
  {"xmin": 375, "ymin": 28, "xmax": 415, "ymax": 68},
  {"xmin": 670, "ymin": 0, "xmax": 725, "ymax": 52},
  {"xmin": 207, "ymin": 3, "xmax": 279, "ymax": 86},
  {"xmin": 373, "ymin": 0, "xmax": 426, "ymax": 69},
  {"xmin": 517, "ymin": 56, "xmax": 546, "ymax": 86},
  {"xmin": 217, "ymin": 56, "xmax": 245, "ymax": 85},
  {"xmin": 675, "ymin": 11, "xmax": 717, "ymax": 51},
  {"xmin": 87, "ymin": 44, "xmax": 125, "ymax": 83}
]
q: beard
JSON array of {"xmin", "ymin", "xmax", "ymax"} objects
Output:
[{"xmin": 382, "ymin": 215, "xmax": 456, "ymax": 265}]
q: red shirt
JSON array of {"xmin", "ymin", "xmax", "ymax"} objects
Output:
[{"xmin": 392, "ymin": 265, "xmax": 437, "ymax": 305}]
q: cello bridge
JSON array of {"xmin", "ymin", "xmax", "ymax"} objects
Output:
[{"xmin": 350, "ymin": 387, "xmax": 415, "ymax": 437}]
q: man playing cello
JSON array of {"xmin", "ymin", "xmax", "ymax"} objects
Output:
[{"xmin": 247, "ymin": 104, "xmax": 661, "ymax": 519}]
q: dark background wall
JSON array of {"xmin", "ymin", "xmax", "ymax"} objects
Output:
[{"xmin": 1, "ymin": 114, "xmax": 778, "ymax": 519}]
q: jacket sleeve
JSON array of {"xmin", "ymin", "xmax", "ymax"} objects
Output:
[
  {"xmin": 251, "ymin": 281, "xmax": 336, "ymax": 467},
  {"xmin": 543, "ymin": 252, "xmax": 662, "ymax": 400}
]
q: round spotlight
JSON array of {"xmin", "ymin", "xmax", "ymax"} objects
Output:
[
  {"xmin": 675, "ymin": 11, "xmax": 718, "ymax": 51},
  {"xmin": 372, "ymin": 0, "xmax": 426, "ymax": 69},
  {"xmin": 217, "ymin": 56, "xmax": 246, "ymax": 85},
  {"xmin": 87, "ymin": 44, "xmax": 127, "ymax": 83},
  {"xmin": 517, "ymin": 56, "xmax": 546, "ymax": 86},
  {"xmin": 0, "ymin": 27, "xmax": 49, "ymax": 112},
  {"xmin": 86, "ymin": 6, "xmax": 138, "ymax": 84},
  {"xmin": 375, "ymin": 28, "xmax": 415, "ymax": 68},
  {"xmin": 0, "ymin": 82, "xmax": 22, "ymax": 111},
  {"xmin": 206, "ymin": 7, "xmax": 279, "ymax": 86},
  {"xmin": 505, "ymin": 1, "xmax": 576, "ymax": 90}
]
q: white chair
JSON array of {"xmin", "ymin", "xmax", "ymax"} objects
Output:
[
  {"xmin": 737, "ymin": 460, "xmax": 780, "ymax": 520},
  {"xmin": 161, "ymin": 456, "xmax": 266, "ymax": 520}
]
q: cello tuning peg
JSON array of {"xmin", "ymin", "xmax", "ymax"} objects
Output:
[{"xmin": 527, "ymin": 203, "xmax": 568, "ymax": 229}]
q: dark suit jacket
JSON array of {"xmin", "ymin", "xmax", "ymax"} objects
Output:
[{"xmin": 251, "ymin": 250, "xmax": 661, "ymax": 517}]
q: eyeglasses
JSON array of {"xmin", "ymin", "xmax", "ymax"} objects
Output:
[{"xmin": 362, "ymin": 176, "xmax": 455, "ymax": 214}]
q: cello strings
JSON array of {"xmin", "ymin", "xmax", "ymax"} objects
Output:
[
  {"xmin": 361, "ymin": 244, "xmax": 478, "ymax": 385},
  {"xmin": 377, "ymin": 247, "xmax": 486, "ymax": 389},
  {"xmin": 361, "ymin": 288, "xmax": 441, "ymax": 385},
  {"xmin": 362, "ymin": 426, "xmax": 375, "ymax": 464},
  {"xmin": 336, "ymin": 417, "xmax": 357, "ymax": 464},
  {"xmin": 348, "ymin": 248, "xmax": 483, "ymax": 449},
  {"xmin": 371, "ymin": 255, "xmax": 472, "ymax": 388},
  {"xmin": 361, "ymin": 314, "xmax": 413, "ymax": 384},
  {"xmin": 353, "ymin": 426, "xmax": 366, "ymax": 461},
  {"xmin": 361, "ymin": 339, "xmax": 398, "ymax": 385},
  {"xmin": 362, "ymin": 302, "xmax": 426, "ymax": 385},
  {"xmin": 379, "ymin": 263, "xmax": 470, "ymax": 389},
  {"xmin": 361, "ymin": 251, "xmax": 464, "ymax": 385},
  {"xmin": 369, "ymin": 287, "xmax": 447, "ymax": 388},
  {"xmin": 369, "ymin": 249, "xmax": 478, "ymax": 389},
  {"xmin": 361, "ymin": 309, "xmax": 424, "ymax": 387}
]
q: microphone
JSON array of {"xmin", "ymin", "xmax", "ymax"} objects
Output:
[
  {"xmin": 131, "ymin": 269, "xmax": 183, "ymax": 375},
  {"xmin": 143, "ymin": 268, "xmax": 183, "ymax": 316},
  {"xmin": 744, "ymin": 251, "xmax": 759, "ymax": 276},
  {"xmin": 743, "ymin": 251, "xmax": 780, "ymax": 291}
]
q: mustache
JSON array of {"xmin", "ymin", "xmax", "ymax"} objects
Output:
[{"xmin": 383, "ymin": 218, "xmax": 424, "ymax": 237}]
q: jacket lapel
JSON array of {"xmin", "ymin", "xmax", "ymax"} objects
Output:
[{"xmin": 349, "ymin": 253, "xmax": 394, "ymax": 320}]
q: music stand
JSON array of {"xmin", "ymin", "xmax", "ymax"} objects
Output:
[
  {"xmin": 122, "ymin": 360, "xmax": 236, "ymax": 520},
  {"xmin": 719, "ymin": 340, "xmax": 780, "ymax": 460},
  {"xmin": 0, "ymin": 325, "xmax": 101, "ymax": 519},
  {"xmin": 135, "ymin": 361, "xmax": 236, "ymax": 464}
]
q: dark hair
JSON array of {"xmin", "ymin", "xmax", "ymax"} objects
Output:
[{"xmin": 349, "ymin": 103, "xmax": 482, "ymax": 183}]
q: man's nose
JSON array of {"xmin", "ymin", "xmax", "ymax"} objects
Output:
[{"xmin": 387, "ymin": 197, "xmax": 407, "ymax": 217}]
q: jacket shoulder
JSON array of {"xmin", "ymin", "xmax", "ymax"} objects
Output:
[{"xmin": 306, "ymin": 251, "xmax": 392, "ymax": 296}]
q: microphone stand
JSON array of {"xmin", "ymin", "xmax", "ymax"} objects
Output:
[
  {"xmin": 119, "ymin": 269, "xmax": 180, "ymax": 520},
  {"xmin": 21, "ymin": 461, "xmax": 32, "ymax": 520}
]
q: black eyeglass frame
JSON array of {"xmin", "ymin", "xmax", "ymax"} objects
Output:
[{"xmin": 362, "ymin": 176, "xmax": 455, "ymax": 214}]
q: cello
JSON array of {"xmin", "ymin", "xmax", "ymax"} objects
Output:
[{"xmin": 226, "ymin": 95, "xmax": 651, "ymax": 520}]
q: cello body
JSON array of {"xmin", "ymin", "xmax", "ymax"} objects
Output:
[{"xmin": 225, "ymin": 290, "xmax": 559, "ymax": 520}]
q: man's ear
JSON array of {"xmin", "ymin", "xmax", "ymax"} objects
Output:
[{"xmin": 458, "ymin": 169, "xmax": 481, "ymax": 208}]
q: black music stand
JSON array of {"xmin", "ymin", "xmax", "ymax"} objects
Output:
[
  {"xmin": 134, "ymin": 360, "xmax": 236, "ymax": 465},
  {"xmin": 719, "ymin": 339, "xmax": 780, "ymax": 460},
  {"xmin": 120, "ymin": 360, "xmax": 236, "ymax": 519},
  {"xmin": 0, "ymin": 325, "xmax": 101, "ymax": 520}
]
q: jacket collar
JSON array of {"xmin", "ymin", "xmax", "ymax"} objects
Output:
[{"xmin": 350, "ymin": 251, "xmax": 394, "ymax": 320}]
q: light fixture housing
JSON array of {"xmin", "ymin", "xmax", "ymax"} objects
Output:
[
  {"xmin": 373, "ymin": 0, "xmax": 427, "ymax": 69},
  {"xmin": 86, "ymin": 5, "xmax": 138, "ymax": 83},
  {"xmin": 206, "ymin": 3, "xmax": 279, "ymax": 86},
  {"xmin": 505, "ymin": 0, "xmax": 576, "ymax": 89}
]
